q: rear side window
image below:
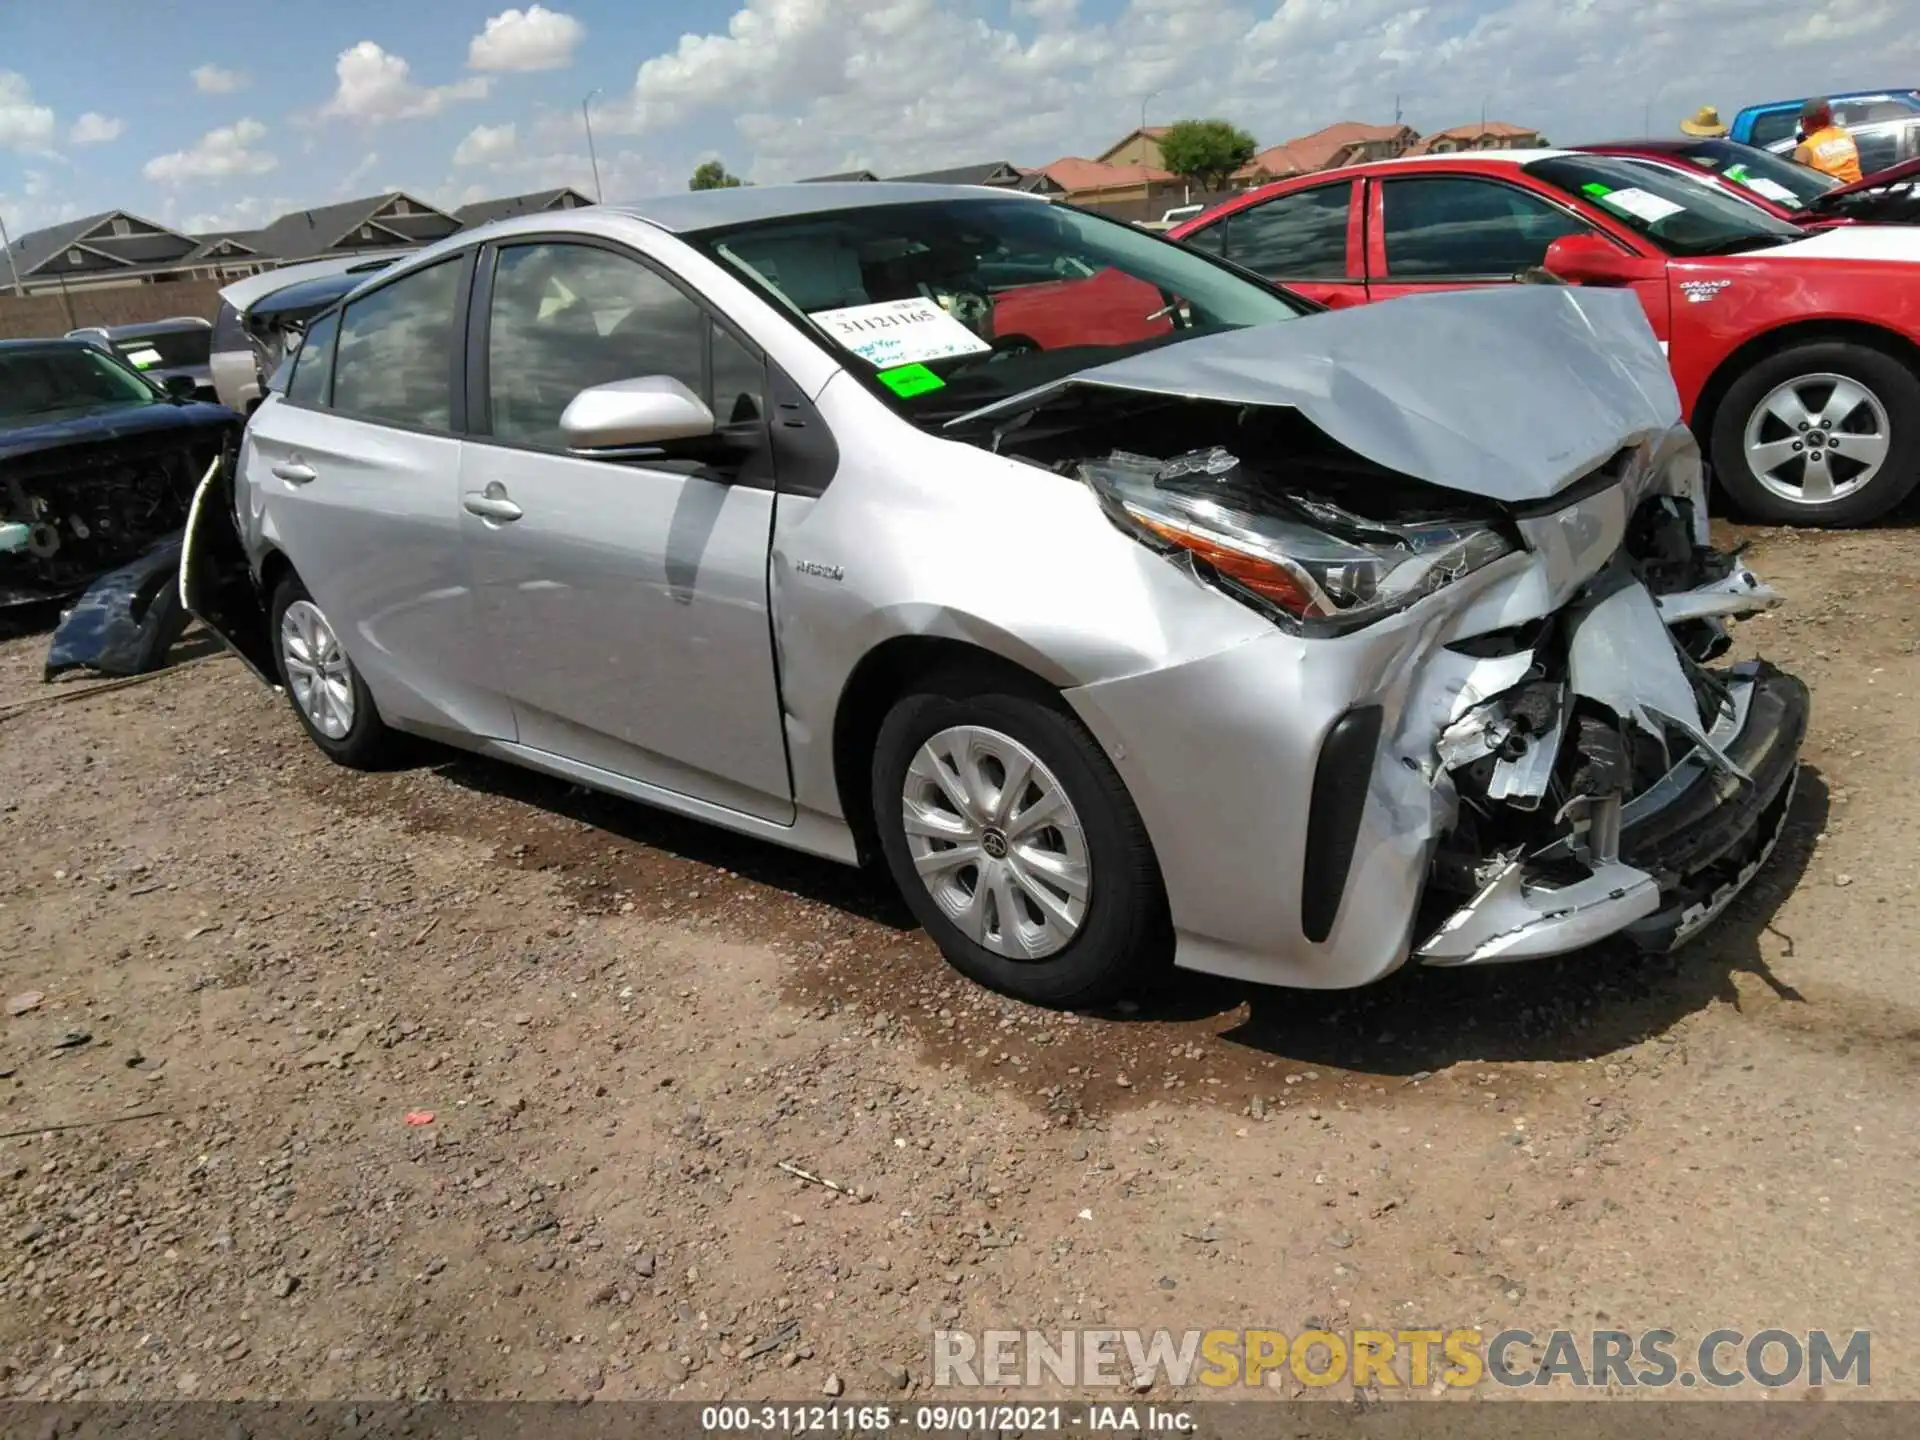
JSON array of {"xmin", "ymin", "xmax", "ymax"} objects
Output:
[
  {"xmin": 285, "ymin": 309, "xmax": 339, "ymax": 407},
  {"xmin": 211, "ymin": 300, "xmax": 247, "ymax": 352},
  {"xmin": 1748, "ymin": 110, "xmax": 1799, "ymax": 149},
  {"xmin": 331, "ymin": 258, "xmax": 462, "ymax": 431},
  {"xmin": 1220, "ymin": 185, "xmax": 1352, "ymax": 278}
]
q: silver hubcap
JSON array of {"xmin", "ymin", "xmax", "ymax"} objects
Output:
[
  {"xmin": 1743, "ymin": 372, "xmax": 1891, "ymax": 506},
  {"xmin": 901, "ymin": 725, "xmax": 1091, "ymax": 961},
  {"xmin": 280, "ymin": 599, "xmax": 355, "ymax": 740}
]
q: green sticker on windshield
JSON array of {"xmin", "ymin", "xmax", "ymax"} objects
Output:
[
  {"xmin": 876, "ymin": 363, "xmax": 946, "ymax": 398},
  {"xmin": 1581, "ymin": 182, "xmax": 1612, "ymax": 198}
]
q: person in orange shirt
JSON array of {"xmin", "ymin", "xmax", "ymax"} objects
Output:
[{"xmin": 1793, "ymin": 97, "xmax": 1864, "ymax": 183}]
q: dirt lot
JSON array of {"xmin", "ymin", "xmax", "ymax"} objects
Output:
[{"xmin": 1, "ymin": 518, "xmax": 1916, "ymax": 1405}]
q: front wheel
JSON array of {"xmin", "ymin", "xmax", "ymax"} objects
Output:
[
  {"xmin": 871, "ymin": 667, "xmax": 1171, "ymax": 1008},
  {"xmin": 270, "ymin": 573, "xmax": 394, "ymax": 768},
  {"xmin": 1709, "ymin": 341, "xmax": 1920, "ymax": 526}
]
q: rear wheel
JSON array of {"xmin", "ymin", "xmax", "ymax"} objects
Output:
[
  {"xmin": 270, "ymin": 573, "xmax": 393, "ymax": 768},
  {"xmin": 871, "ymin": 665, "xmax": 1171, "ymax": 1008},
  {"xmin": 1710, "ymin": 341, "xmax": 1920, "ymax": 526}
]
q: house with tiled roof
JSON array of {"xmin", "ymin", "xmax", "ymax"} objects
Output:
[
  {"xmin": 1095, "ymin": 126, "xmax": 1174, "ymax": 169},
  {"xmin": 453, "ymin": 187, "xmax": 595, "ymax": 228},
  {"xmin": 1021, "ymin": 157, "xmax": 1181, "ymax": 208},
  {"xmin": 1273, "ymin": 121, "xmax": 1420, "ymax": 172},
  {"xmin": 1407, "ymin": 121, "xmax": 1550, "ymax": 154}
]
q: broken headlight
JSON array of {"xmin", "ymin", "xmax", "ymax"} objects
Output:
[{"xmin": 1081, "ymin": 448, "xmax": 1515, "ymax": 634}]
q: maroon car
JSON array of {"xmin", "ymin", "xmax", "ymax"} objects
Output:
[{"xmin": 1576, "ymin": 137, "xmax": 1920, "ymax": 228}]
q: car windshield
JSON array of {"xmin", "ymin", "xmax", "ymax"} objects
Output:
[
  {"xmin": 688, "ymin": 197, "xmax": 1305, "ymax": 422},
  {"xmin": 1671, "ymin": 140, "xmax": 1839, "ymax": 209},
  {"xmin": 109, "ymin": 326, "xmax": 211, "ymax": 372},
  {"xmin": 0, "ymin": 345, "xmax": 158, "ymax": 423},
  {"xmin": 1526, "ymin": 154, "xmax": 1805, "ymax": 256}
]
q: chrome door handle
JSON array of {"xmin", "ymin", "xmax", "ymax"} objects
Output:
[
  {"xmin": 462, "ymin": 490, "xmax": 523, "ymax": 522},
  {"xmin": 271, "ymin": 460, "xmax": 317, "ymax": 484}
]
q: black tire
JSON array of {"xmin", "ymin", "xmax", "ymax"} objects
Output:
[
  {"xmin": 871, "ymin": 664, "xmax": 1171, "ymax": 1008},
  {"xmin": 269, "ymin": 572, "xmax": 394, "ymax": 769},
  {"xmin": 1709, "ymin": 340, "xmax": 1920, "ymax": 527}
]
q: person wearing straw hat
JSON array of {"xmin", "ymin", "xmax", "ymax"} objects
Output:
[
  {"xmin": 1792, "ymin": 97, "xmax": 1864, "ymax": 183},
  {"xmin": 1679, "ymin": 105, "xmax": 1730, "ymax": 137}
]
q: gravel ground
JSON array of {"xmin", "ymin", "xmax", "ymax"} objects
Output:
[{"xmin": 1, "ymin": 518, "xmax": 1916, "ymax": 1404}]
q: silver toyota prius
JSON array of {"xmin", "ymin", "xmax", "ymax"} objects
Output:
[{"xmin": 182, "ymin": 182, "xmax": 1807, "ymax": 1007}]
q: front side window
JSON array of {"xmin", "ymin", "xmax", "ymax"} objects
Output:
[
  {"xmin": 1526, "ymin": 154, "xmax": 1804, "ymax": 256},
  {"xmin": 285, "ymin": 309, "xmax": 340, "ymax": 406},
  {"xmin": 1379, "ymin": 177, "xmax": 1589, "ymax": 278},
  {"xmin": 689, "ymin": 197, "xmax": 1304, "ymax": 426},
  {"xmin": 485, "ymin": 242, "xmax": 761, "ymax": 450},
  {"xmin": 1220, "ymin": 185, "xmax": 1352, "ymax": 278},
  {"xmin": 331, "ymin": 257, "xmax": 462, "ymax": 430}
]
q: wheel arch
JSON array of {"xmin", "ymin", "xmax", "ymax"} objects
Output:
[
  {"xmin": 1692, "ymin": 319, "xmax": 1920, "ymax": 462},
  {"xmin": 829, "ymin": 635, "xmax": 1068, "ymax": 868}
]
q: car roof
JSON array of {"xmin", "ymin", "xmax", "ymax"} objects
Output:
[
  {"xmin": 1741, "ymin": 89, "xmax": 1920, "ymax": 113},
  {"xmin": 549, "ymin": 182, "xmax": 1047, "ymax": 237},
  {"xmin": 94, "ymin": 317, "xmax": 213, "ymax": 338},
  {"xmin": 0, "ymin": 337, "xmax": 94, "ymax": 353}
]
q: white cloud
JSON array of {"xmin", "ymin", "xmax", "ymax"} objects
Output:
[
  {"xmin": 468, "ymin": 6, "xmax": 585, "ymax": 71},
  {"xmin": 335, "ymin": 152, "xmax": 382, "ymax": 196},
  {"xmin": 69, "ymin": 112, "xmax": 124, "ymax": 145},
  {"xmin": 181, "ymin": 194, "xmax": 287, "ymax": 233},
  {"xmin": 0, "ymin": 70, "xmax": 56, "ymax": 152},
  {"xmin": 191, "ymin": 63, "xmax": 249, "ymax": 94},
  {"xmin": 320, "ymin": 41, "xmax": 491, "ymax": 123},
  {"xmin": 453, "ymin": 121, "xmax": 519, "ymax": 167},
  {"xmin": 143, "ymin": 118, "xmax": 278, "ymax": 184}
]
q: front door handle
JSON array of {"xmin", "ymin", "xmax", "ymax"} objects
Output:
[
  {"xmin": 462, "ymin": 484, "xmax": 523, "ymax": 523},
  {"xmin": 271, "ymin": 459, "xmax": 317, "ymax": 484}
]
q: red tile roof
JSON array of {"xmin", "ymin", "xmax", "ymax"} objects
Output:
[
  {"xmin": 1406, "ymin": 122, "xmax": 1546, "ymax": 154},
  {"xmin": 1279, "ymin": 121, "xmax": 1415, "ymax": 171},
  {"xmin": 1027, "ymin": 156, "xmax": 1174, "ymax": 192}
]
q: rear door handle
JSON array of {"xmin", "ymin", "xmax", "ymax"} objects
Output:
[
  {"xmin": 271, "ymin": 460, "xmax": 317, "ymax": 484},
  {"xmin": 462, "ymin": 489, "xmax": 523, "ymax": 523}
]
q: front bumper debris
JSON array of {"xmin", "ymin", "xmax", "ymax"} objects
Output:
[{"xmin": 1416, "ymin": 512, "xmax": 1806, "ymax": 968}]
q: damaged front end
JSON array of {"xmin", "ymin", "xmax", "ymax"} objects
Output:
[
  {"xmin": 1417, "ymin": 521, "xmax": 1803, "ymax": 964},
  {"xmin": 971, "ymin": 288, "xmax": 1806, "ymax": 976}
]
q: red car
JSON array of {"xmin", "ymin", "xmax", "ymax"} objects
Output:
[
  {"xmin": 1170, "ymin": 150, "xmax": 1920, "ymax": 525},
  {"xmin": 1574, "ymin": 137, "xmax": 1920, "ymax": 229}
]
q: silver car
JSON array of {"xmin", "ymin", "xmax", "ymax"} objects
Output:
[{"xmin": 182, "ymin": 183, "xmax": 1807, "ymax": 1007}]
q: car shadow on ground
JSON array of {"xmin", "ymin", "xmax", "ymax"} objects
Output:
[{"xmin": 418, "ymin": 734, "xmax": 1829, "ymax": 1075}]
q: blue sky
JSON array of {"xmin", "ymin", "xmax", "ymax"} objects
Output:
[{"xmin": 5, "ymin": 0, "xmax": 1918, "ymax": 240}]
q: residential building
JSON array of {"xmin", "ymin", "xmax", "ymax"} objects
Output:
[
  {"xmin": 1407, "ymin": 122, "xmax": 1551, "ymax": 154},
  {"xmin": 1095, "ymin": 127, "xmax": 1173, "ymax": 170},
  {"xmin": 453, "ymin": 187, "xmax": 596, "ymax": 227},
  {"xmin": 1021, "ymin": 157, "xmax": 1186, "ymax": 209},
  {"xmin": 251, "ymin": 192, "xmax": 461, "ymax": 266},
  {"xmin": 2, "ymin": 210, "xmax": 272, "ymax": 295},
  {"xmin": 1273, "ymin": 121, "xmax": 1421, "ymax": 172},
  {"xmin": 886, "ymin": 161, "xmax": 1028, "ymax": 187},
  {"xmin": 798, "ymin": 169, "xmax": 882, "ymax": 183}
]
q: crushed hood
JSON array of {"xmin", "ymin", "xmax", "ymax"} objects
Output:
[
  {"xmin": 0, "ymin": 401, "xmax": 238, "ymax": 470},
  {"xmin": 955, "ymin": 286, "xmax": 1681, "ymax": 504}
]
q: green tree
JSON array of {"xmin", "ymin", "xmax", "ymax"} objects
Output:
[
  {"xmin": 689, "ymin": 160, "xmax": 744, "ymax": 191},
  {"xmin": 1156, "ymin": 119, "xmax": 1258, "ymax": 189}
]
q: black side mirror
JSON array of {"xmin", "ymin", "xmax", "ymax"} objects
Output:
[{"xmin": 163, "ymin": 374, "xmax": 199, "ymax": 400}]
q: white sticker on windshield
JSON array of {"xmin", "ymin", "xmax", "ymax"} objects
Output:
[
  {"xmin": 1744, "ymin": 177, "xmax": 1799, "ymax": 204},
  {"xmin": 809, "ymin": 297, "xmax": 991, "ymax": 367},
  {"xmin": 123, "ymin": 346, "xmax": 163, "ymax": 368},
  {"xmin": 1597, "ymin": 187, "xmax": 1685, "ymax": 223}
]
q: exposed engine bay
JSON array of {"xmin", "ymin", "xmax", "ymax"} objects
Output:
[
  {"xmin": 2, "ymin": 451, "xmax": 204, "ymax": 603},
  {"xmin": 992, "ymin": 386, "xmax": 1801, "ymax": 968}
]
